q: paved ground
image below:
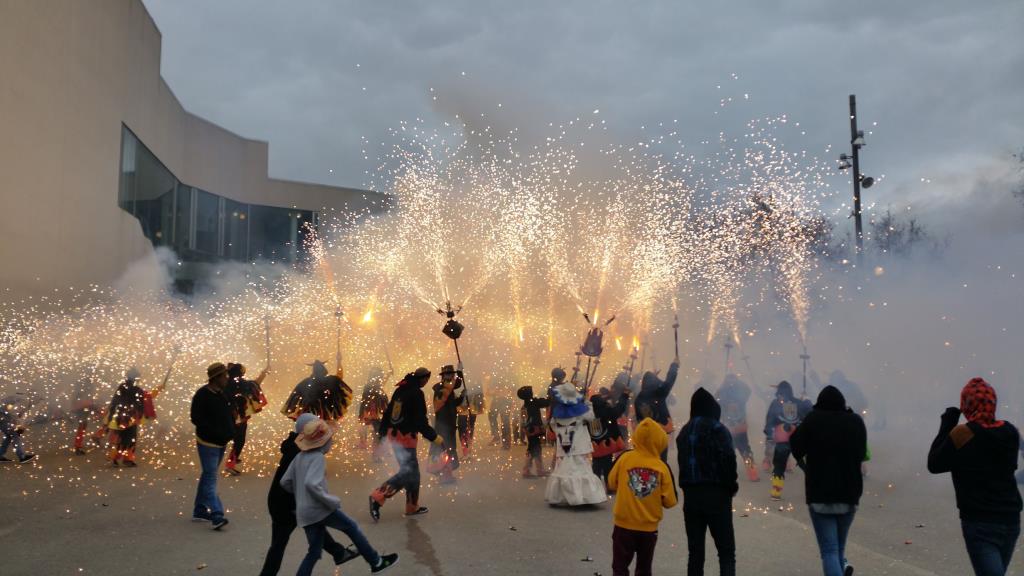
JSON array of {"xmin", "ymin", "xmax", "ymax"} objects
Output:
[{"xmin": 1, "ymin": 421, "xmax": 1021, "ymax": 575}]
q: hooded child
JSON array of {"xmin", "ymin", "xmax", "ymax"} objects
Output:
[
  {"xmin": 928, "ymin": 378, "xmax": 1022, "ymax": 576},
  {"xmin": 545, "ymin": 382, "xmax": 608, "ymax": 506},
  {"xmin": 677, "ymin": 388, "xmax": 738, "ymax": 576},
  {"xmin": 370, "ymin": 368, "xmax": 444, "ymax": 521},
  {"xmin": 764, "ymin": 381, "xmax": 812, "ymax": 500},
  {"xmin": 608, "ymin": 418, "xmax": 679, "ymax": 576},
  {"xmin": 280, "ymin": 414, "xmax": 398, "ymax": 575},
  {"xmin": 790, "ymin": 385, "xmax": 868, "ymax": 576}
]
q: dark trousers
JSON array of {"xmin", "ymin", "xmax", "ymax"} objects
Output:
[
  {"xmin": 772, "ymin": 442, "xmax": 792, "ymax": 478},
  {"xmin": 373, "ymin": 446, "xmax": 421, "ymax": 510},
  {"xmin": 683, "ymin": 508, "xmax": 736, "ymax": 576},
  {"xmin": 593, "ymin": 454, "xmax": 614, "ymax": 485},
  {"xmin": 961, "ymin": 520, "xmax": 1020, "ymax": 576},
  {"xmin": 228, "ymin": 421, "xmax": 247, "ymax": 465},
  {"xmin": 612, "ymin": 525, "xmax": 658, "ymax": 576},
  {"xmin": 732, "ymin": 430, "xmax": 753, "ymax": 463},
  {"xmin": 258, "ymin": 517, "xmax": 348, "ymax": 576},
  {"xmin": 457, "ymin": 413, "xmax": 477, "ymax": 450}
]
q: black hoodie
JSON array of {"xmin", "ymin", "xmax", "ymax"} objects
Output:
[
  {"xmin": 928, "ymin": 407, "xmax": 1022, "ymax": 523},
  {"xmin": 634, "ymin": 362, "xmax": 679, "ymax": 427},
  {"xmin": 267, "ymin": 432, "xmax": 300, "ymax": 522},
  {"xmin": 676, "ymin": 388, "xmax": 738, "ymax": 512},
  {"xmin": 790, "ymin": 386, "xmax": 867, "ymax": 506}
]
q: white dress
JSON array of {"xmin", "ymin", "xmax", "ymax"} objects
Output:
[{"xmin": 544, "ymin": 406, "xmax": 608, "ymax": 506}]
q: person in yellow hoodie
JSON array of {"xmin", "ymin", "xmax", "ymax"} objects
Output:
[{"xmin": 608, "ymin": 417, "xmax": 678, "ymax": 576}]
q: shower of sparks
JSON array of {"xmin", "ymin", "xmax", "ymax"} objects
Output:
[{"xmin": 0, "ymin": 105, "xmax": 833, "ymax": 479}]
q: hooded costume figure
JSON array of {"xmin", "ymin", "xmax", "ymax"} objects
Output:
[
  {"xmin": 764, "ymin": 381, "xmax": 812, "ymax": 500},
  {"xmin": 358, "ymin": 368, "xmax": 390, "ymax": 453},
  {"xmin": 610, "ymin": 371, "xmax": 634, "ymax": 445},
  {"xmin": 677, "ymin": 388, "xmax": 738, "ymax": 576},
  {"xmin": 105, "ymin": 367, "xmax": 160, "ymax": 466},
  {"xmin": 634, "ymin": 361, "xmax": 679, "ymax": 461},
  {"xmin": 790, "ymin": 385, "xmax": 868, "ymax": 576},
  {"xmin": 225, "ymin": 363, "xmax": 268, "ymax": 474},
  {"xmin": 607, "ymin": 418, "xmax": 678, "ymax": 576},
  {"xmin": 590, "ymin": 389, "xmax": 630, "ymax": 485},
  {"xmin": 517, "ymin": 385, "xmax": 551, "ymax": 477},
  {"xmin": 370, "ymin": 368, "xmax": 443, "ymax": 520},
  {"xmin": 281, "ymin": 361, "xmax": 353, "ymax": 422},
  {"xmin": 928, "ymin": 378, "xmax": 1022, "ymax": 576},
  {"xmin": 544, "ymin": 383, "xmax": 607, "ymax": 507},
  {"xmin": 717, "ymin": 374, "xmax": 758, "ymax": 482}
]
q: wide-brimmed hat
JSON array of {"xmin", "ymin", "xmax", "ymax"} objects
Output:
[
  {"xmin": 294, "ymin": 413, "xmax": 335, "ymax": 451},
  {"xmin": 440, "ymin": 364, "xmax": 457, "ymax": 376},
  {"xmin": 206, "ymin": 362, "xmax": 228, "ymax": 380}
]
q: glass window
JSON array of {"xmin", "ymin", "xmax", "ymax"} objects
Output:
[
  {"xmin": 194, "ymin": 189, "xmax": 221, "ymax": 255},
  {"xmin": 249, "ymin": 206, "xmax": 314, "ymax": 262},
  {"xmin": 175, "ymin": 184, "xmax": 192, "ymax": 251},
  {"xmin": 119, "ymin": 128, "xmax": 138, "ymax": 212},
  {"xmin": 223, "ymin": 198, "xmax": 249, "ymax": 260},
  {"xmin": 119, "ymin": 126, "xmax": 175, "ymax": 245}
]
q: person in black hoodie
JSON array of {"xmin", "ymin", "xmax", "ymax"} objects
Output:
[
  {"xmin": 635, "ymin": 359, "xmax": 680, "ymax": 462},
  {"xmin": 928, "ymin": 377, "xmax": 1022, "ymax": 576},
  {"xmin": 258, "ymin": 429, "xmax": 358, "ymax": 575},
  {"xmin": 676, "ymin": 387, "xmax": 737, "ymax": 576},
  {"xmin": 590, "ymin": 388, "xmax": 630, "ymax": 486},
  {"xmin": 790, "ymin": 385, "xmax": 867, "ymax": 576},
  {"xmin": 369, "ymin": 368, "xmax": 444, "ymax": 521}
]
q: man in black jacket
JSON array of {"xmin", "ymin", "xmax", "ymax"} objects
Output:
[
  {"xmin": 369, "ymin": 368, "xmax": 444, "ymax": 521},
  {"xmin": 258, "ymin": 430, "xmax": 357, "ymax": 575},
  {"xmin": 677, "ymin": 387, "xmax": 737, "ymax": 576},
  {"xmin": 635, "ymin": 359, "xmax": 680, "ymax": 462},
  {"xmin": 928, "ymin": 377, "xmax": 1022, "ymax": 576},
  {"xmin": 790, "ymin": 385, "xmax": 867, "ymax": 576},
  {"xmin": 190, "ymin": 362, "xmax": 235, "ymax": 530}
]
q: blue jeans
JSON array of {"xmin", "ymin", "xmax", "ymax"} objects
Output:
[
  {"xmin": 298, "ymin": 509, "xmax": 380, "ymax": 576},
  {"xmin": 809, "ymin": 509, "xmax": 856, "ymax": 576},
  {"xmin": 961, "ymin": 520, "xmax": 1020, "ymax": 576},
  {"xmin": 0, "ymin": 433, "xmax": 25, "ymax": 459},
  {"xmin": 193, "ymin": 444, "xmax": 225, "ymax": 521}
]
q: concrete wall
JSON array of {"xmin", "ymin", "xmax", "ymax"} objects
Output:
[{"xmin": 0, "ymin": 0, "xmax": 382, "ymax": 297}]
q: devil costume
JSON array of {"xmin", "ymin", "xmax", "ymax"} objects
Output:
[
  {"xmin": 281, "ymin": 361, "xmax": 352, "ymax": 421},
  {"xmin": 105, "ymin": 369, "xmax": 159, "ymax": 466},
  {"xmin": 545, "ymin": 383, "xmax": 607, "ymax": 506},
  {"xmin": 225, "ymin": 363, "xmax": 268, "ymax": 474},
  {"xmin": 358, "ymin": 369, "xmax": 390, "ymax": 453},
  {"xmin": 517, "ymin": 385, "xmax": 551, "ymax": 477},
  {"xmin": 590, "ymin": 390, "xmax": 629, "ymax": 484},
  {"xmin": 717, "ymin": 374, "xmax": 759, "ymax": 481},
  {"xmin": 764, "ymin": 381, "xmax": 812, "ymax": 500}
]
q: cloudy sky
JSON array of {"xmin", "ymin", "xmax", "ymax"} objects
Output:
[{"xmin": 143, "ymin": 0, "xmax": 1023, "ymax": 221}]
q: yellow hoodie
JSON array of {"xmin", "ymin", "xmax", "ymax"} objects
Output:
[{"xmin": 608, "ymin": 418, "xmax": 678, "ymax": 532}]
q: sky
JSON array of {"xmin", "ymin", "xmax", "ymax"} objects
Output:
[{"xmin": 142, "ymin": 0, "xmax": 1024, "ymax": 227}]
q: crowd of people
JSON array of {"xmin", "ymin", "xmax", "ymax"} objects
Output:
[{"xmin": 2, "ymin": 354, "xmax": 1021, "ymax": 576}]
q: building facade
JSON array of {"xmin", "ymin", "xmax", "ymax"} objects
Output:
[{"xmin": 0, "ymin": 0, "xmax": 386, "ymax": 297}]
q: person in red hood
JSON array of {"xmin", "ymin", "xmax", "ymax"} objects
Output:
[
  {"xmin": 928, "ymin": 378, "xmax": 1022, "ymax": 576},
  {"xmin": 369, "ymin": 368, "xmax": 444, "ymax": 521}
]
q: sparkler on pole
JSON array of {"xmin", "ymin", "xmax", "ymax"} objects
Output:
[
  {"xmin": 723, "ymin": 337, "xmax": 735, "ymax": 375},
  {"xmin": 334, "ymin": 306, "xmax": 344, "ymax": 374},
  {"xmin": 672, "ymin": 297, "xmax": 680, "ymax": 360},
  {"xmin": 156, "ymin": 344, "xmax": 182, "ymax": 394}
]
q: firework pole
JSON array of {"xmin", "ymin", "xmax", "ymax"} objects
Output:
[
  {"xmin": 724, "ymin": 337, "xmax": 734, "ymax": 375},
  {"xmin": 334, "ymin": 306, "xmax": 344, "ymax": 373},
  {"xmin": 157, "ymin": 345, "xmax": 181, "ymax": 394},
  {"xmin": 672, "ymin": 297, "xmax": 680, "ymax": 360},
  {"xmin": 800, "ymin": 346, "xmax": 811, "ymax": 398},
  {"xmin": 264, "ymin": 314, "xmax": 272, "ymax": 368}
]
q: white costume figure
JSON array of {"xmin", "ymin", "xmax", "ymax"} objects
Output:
[{"xmin": 544, "ymin": 383, "xmax": 607, "ymax": 506}]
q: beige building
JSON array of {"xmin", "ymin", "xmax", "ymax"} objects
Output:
[{"xmin": 0, "ymin": 0, "xmax": 386, "ymax": 296}]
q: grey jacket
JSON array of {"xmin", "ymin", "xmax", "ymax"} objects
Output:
[{"xmin": 279, "ymin": 442, "xmax": 340, "ymax": 527}]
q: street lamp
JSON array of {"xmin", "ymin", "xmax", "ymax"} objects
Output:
[{"xmin": 837, "ymin": 94, "xmax": 875, "ymax": 264}]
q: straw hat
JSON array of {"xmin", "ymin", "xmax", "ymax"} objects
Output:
[{"xmin": 294, "ymin": 413, "xmax": 335, "ymax": 451}]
